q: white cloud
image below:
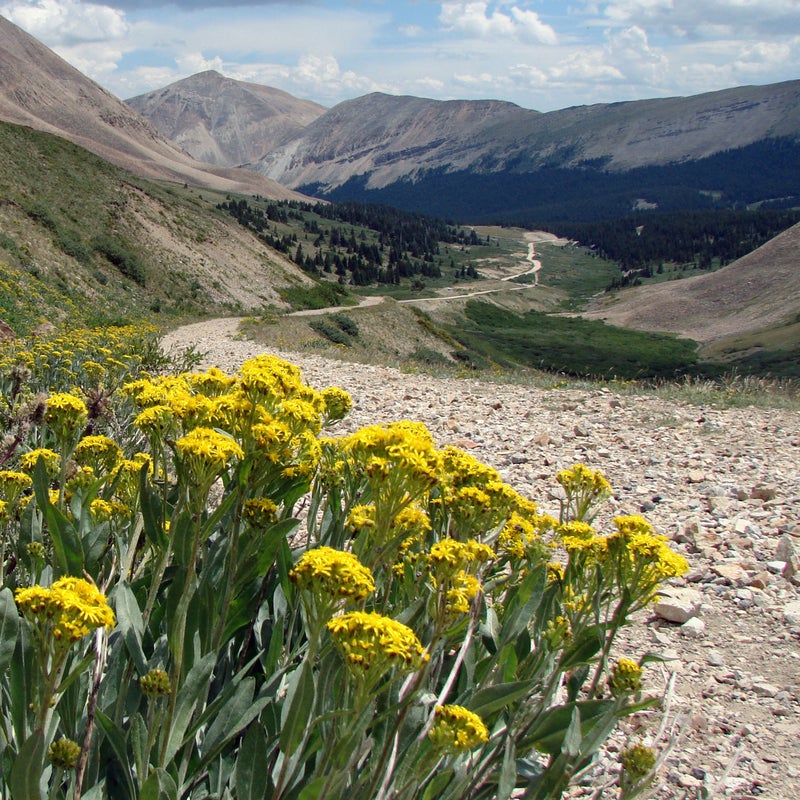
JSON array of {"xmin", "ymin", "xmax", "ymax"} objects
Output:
[
  {"xmin": 592, "ymin": 0, "xmax": 800, "ymax": 38},
  {"xmin": 510, "ymin": 7, "xmax": 559, "ymax": 45},
  {"xmin": 1, "ymin": 0, "xmax": 128, "ymax": 44},
  {"xmin": 439, "ymin": 2, "xmax": 558, "ymax": 44}
]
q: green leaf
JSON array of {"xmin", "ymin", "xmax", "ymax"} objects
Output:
[
  {"xmin": 95, "ymin": 710, "xmax": 137, "ymax": 800},
  {"xmin": 499, "ymin": 565, "xmax": 545, "ymax": 645},
  {"xmin": 81, "ymin": 519, "xmax": 110, "ymax": 572},
  {"xmin": 279, "ymin": 661, "xmax": 315, "ymax": 756},
  {"xmin": 130, "ymin": 713, "xmax": 149, "ymax": 791},
  {"xmin": 422, "ymin": 770, "xmax": 453, "ymax": 800},
  {"xmin": 170, "ymin": 512, "xmax": 195, "ymax": 567},
  {"xmin": 234, "ymin": 724, "xmax": 269, "ymax": 800},
  {"xmin": 563, "ymin": 706, "xmax": 582, "ymax": 757},
  {"xmin": 497, "ymin": 738, "xmax": 517, "ymax": 800},
  {"xmin": 297, "ymin": 776, "xmax": 328, "ymax": 800},
  {"xmin": 0, "ymin": 587, "xmax": 19, "ymax": 670},
  {"xmin": 139, "ymin": 467, "xmax": 168, "ymax": 549},
  {"xmin": 198, "ymin": 677, "xmax": 270, "ymax": 768},
  {"xmin": 9, "ymin": 732, "xmax": 45, "ymax": 800},
  {"xmin": 469, "ymin": 680, "xmax": 533, "ymax": 718},
  {"xmin": 162, "ymin": 651, "xmax": 215, "ymax": 765},
  {"xmin": 113, "ymin": 582, "xmax": 148, "ymax": 675},
  {"xmin": 559, "ymin": 626, "xmax": 602, "ymax": 671},
  {"xmin": 525, "ymin": 699, "xmax": 615, "ymax": 756},
  {"xmin": 140, "ymin": 767, "xmax": 178, "ymax": 800},
  {"xmin": 33, "ymin": 459, "xmax": 83, "ymax": 576}
]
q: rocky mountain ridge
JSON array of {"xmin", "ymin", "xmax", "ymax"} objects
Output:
[
  {"xmin": 126, "ymin": 70, "xmax": 800, "ymax": 221},
  {"xmin": 248, "ymin": 81, "xmax": 800, "ymax": 192},
  {"xmin": 127, "ymin": 70, "xmax": 325, "ymax": 168},
  {"xmin": 0, "ymin": 16, "xmax": 303, "ymax": 199}
]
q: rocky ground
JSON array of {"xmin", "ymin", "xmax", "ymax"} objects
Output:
[{"xmin": 162, "ymin": 318, "xmax": 800, "ymax": 800}]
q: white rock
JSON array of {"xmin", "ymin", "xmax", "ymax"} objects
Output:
[
  {"xmin": 654, "ymin": 588, "xmax": 703, "ymax": 623},
  {"xmin": 680, "ymin": 617, "xmax": 706, "ymax": 638},
  {"xmin": 783, "ymin": 601, "xmax": 800, "ymax": 626}
]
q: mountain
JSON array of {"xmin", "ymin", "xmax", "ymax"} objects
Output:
[
  {"xmin": 241, "ymin": 83, "xmax": 800, "ymax": 221},
  {"xmin": 0, "ymin": 117, "xmax": 314, "ymax": 333},
  {"xmin": 249, "ymin": 82, "xmax": 800, "ymax": 185},
  {"xmin": 126, "ymin": 70, "xmax": 326, "ymax": 167},
  {"xmin": 583, "ymin": 221, "xmax": 800, "ymax": 357},
  {"xmin": 0, "ymin": 15, "xmax": 302, "ymax": 199}
]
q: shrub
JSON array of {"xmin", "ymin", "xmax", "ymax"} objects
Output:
[
  {"xmin": 0, "ymin": 337, "xmax": 684, "ymax": 799},
  {"xmin": 309, "ymin": 318, "xmax": 352, "ymax": 346},
  {"xmin": 92, "ymin": 234, "xmax": 146, "ymax": 286},
  {"xmin": 331, "ymin": 312, "xmax": 359, "ymax": 337}
]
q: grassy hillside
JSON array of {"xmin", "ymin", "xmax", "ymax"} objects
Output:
[{"xmin": 0, "ymin": 120, "xmax": 308, "ymax": 333}]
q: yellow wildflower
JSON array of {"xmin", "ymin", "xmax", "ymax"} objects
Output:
[
  {"xmin": 74, "ymin": 435, "xmax": 122, "ymax": 474},
  {"xmin": 608, "ymin": 658, "xmax": 643, "ymax": 697},
  {"xmin": 20, "ymin": 448, "xmax": 60, "ymax": 476},
  {"xmin": 327, "ymin": 611, "xmax": 428, "ymax": 676},
  {"xmin": 175, "ymin": 427, "xmax": 244, "ymax": 473},
  {"xmin": 428, "ymin": 705, "xmax": 489, "ymax": 753},
  {"xmin": 242, "ymin": 497, "xmax": 279, "ymax": 528},
  {"xmin": 139, "ymin": 668, "xmax": 171, "ymax": 697},
  {"xmin": 290, "ymin": 547, "xmax": 375, "ymax": 603}
]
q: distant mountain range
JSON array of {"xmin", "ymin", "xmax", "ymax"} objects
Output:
[
  {"xmin": 0, "ymin": 16, "xmax": 303, "ymax": 199},
  {"xmin": 126, "ymin": 70, "xmax": 800, "ymax": 223}
]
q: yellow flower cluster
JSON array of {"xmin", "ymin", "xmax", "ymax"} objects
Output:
[
  {"xmin": 74, "ymin": 435, "xmax": 123, "ymax": 475},
  {"xmin": 497, "ymin": 511, "xmax": 556, "ymax": 561},
  {"xmin": 15, "ymin": 577, "xmax": 116, "ymax": 643},
  {"xmin": 0, "ymin": 324, "xmax": 155, "ymax": 393},
  {"xmin": 443, "ymin": 571, "xmax": 481, "ymax": 615},
  {"xmin": 435, "ymin": 447, "xmax": 535, "ymax": 537},
  {"xmin": 556, "ymin": 463, "xmax": 611, "ymax": 498},
  {"xmin": 290, "ymin": 547, "xmax": 375, "ymax": 603},
  {"xmin": 20, "ymin": 448, "xmax": 60, "ymax": 476},
  {"xmin": 556, "ymin": 463, "xmax": 612, "ymax": 522},
  {"xmin": 620, "ymin": 743, "xmax": 657, "ymax": 782},
  {"xmin": 327, "ymin": 611, "xmax": 428, "ymax": 676},
  {"xmin": 0, "ymin": 470, "xmax": 32, "ymax": 510},
  {"xmin": 242, "ymin": 497, "xmax": 279, "ymax": 528},
  {"xmin": 608, "ymin": 658, "xmax": 643, "ymax": 697},
  {"xmin": 139, "ymin": 668, "xmax": 171, "ymax": 697},
  {"xmin": 175, "ymin": 427, "xmax": 244, "ymax": 473},
  {"xmin": 428, "ymin": 539, "xmax": 494, "ymax": 576},
  {"xmin": 125, "ymin": 355, "xmax": 345, "ymax": 485},
  {"xmin": 428, "ymin": 705, "xmax": 489, "ymax": 752},
  {"xmin": 47, "ymin": 738, "xmax": 81, "ymax": 770}
]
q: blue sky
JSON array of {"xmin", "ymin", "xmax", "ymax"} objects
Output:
[{"xmin": 2, "ymin": 0, "xmax": 798, "ymax": 110}]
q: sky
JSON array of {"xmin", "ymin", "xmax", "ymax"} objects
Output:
[{"xmin": 1, "ymin": 0, "xmax": 798, "ymax": 111}]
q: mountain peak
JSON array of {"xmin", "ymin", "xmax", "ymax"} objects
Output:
[
  {"xmin": 0, "ymin": 15, "xmax": 303, "ymax": 198},
  {"xmin": 126, "ymin": 71, "xmax": 326, "ymax": 166}
]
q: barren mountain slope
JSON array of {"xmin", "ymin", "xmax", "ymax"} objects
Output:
[
  {"xmin": 583, "ymin": 222, "xmax": 800, "ymax": 344},
  {"xmin": 249, "ymin": 82, "xmax": 800, "ymax": 191},
  {"xmin": 126, "ymin": 70, "xmax": 326, "ymax": 167},
  {"xmin": 0, "ymin": 16, "xmax": 304, "ymax": 198}
]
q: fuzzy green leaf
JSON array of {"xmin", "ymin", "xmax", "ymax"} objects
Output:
[
  {"xmin": 0, "ymin": 587, "xmax": 19, "ymax": 670},
  {"xmin": 9, "ymin": 732, "xmax": 45, "ymax": 800},
  {"xmin": 234, "ymin": 724, "xmax": 269, "ymax": 800},
  {"xmin": 113, "ymin": 582, "xmax": 148, "ymax": 675},
  {"xmin": 279, "ymin": 661, "xmax": 315, "ymax": 756}
]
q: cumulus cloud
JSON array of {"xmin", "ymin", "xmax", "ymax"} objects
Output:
[
  {"xmin": 1, "ymin": 0, "xmax": 128, "ymax": 45},
  {"xmin": 439, "ymin": 1, "xmax": 558, "ymax": 44}
]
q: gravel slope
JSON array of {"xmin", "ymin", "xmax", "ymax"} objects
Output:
[{"xmin": 162, "ymin": 317, "xmax": 800, "ymax": 800}]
